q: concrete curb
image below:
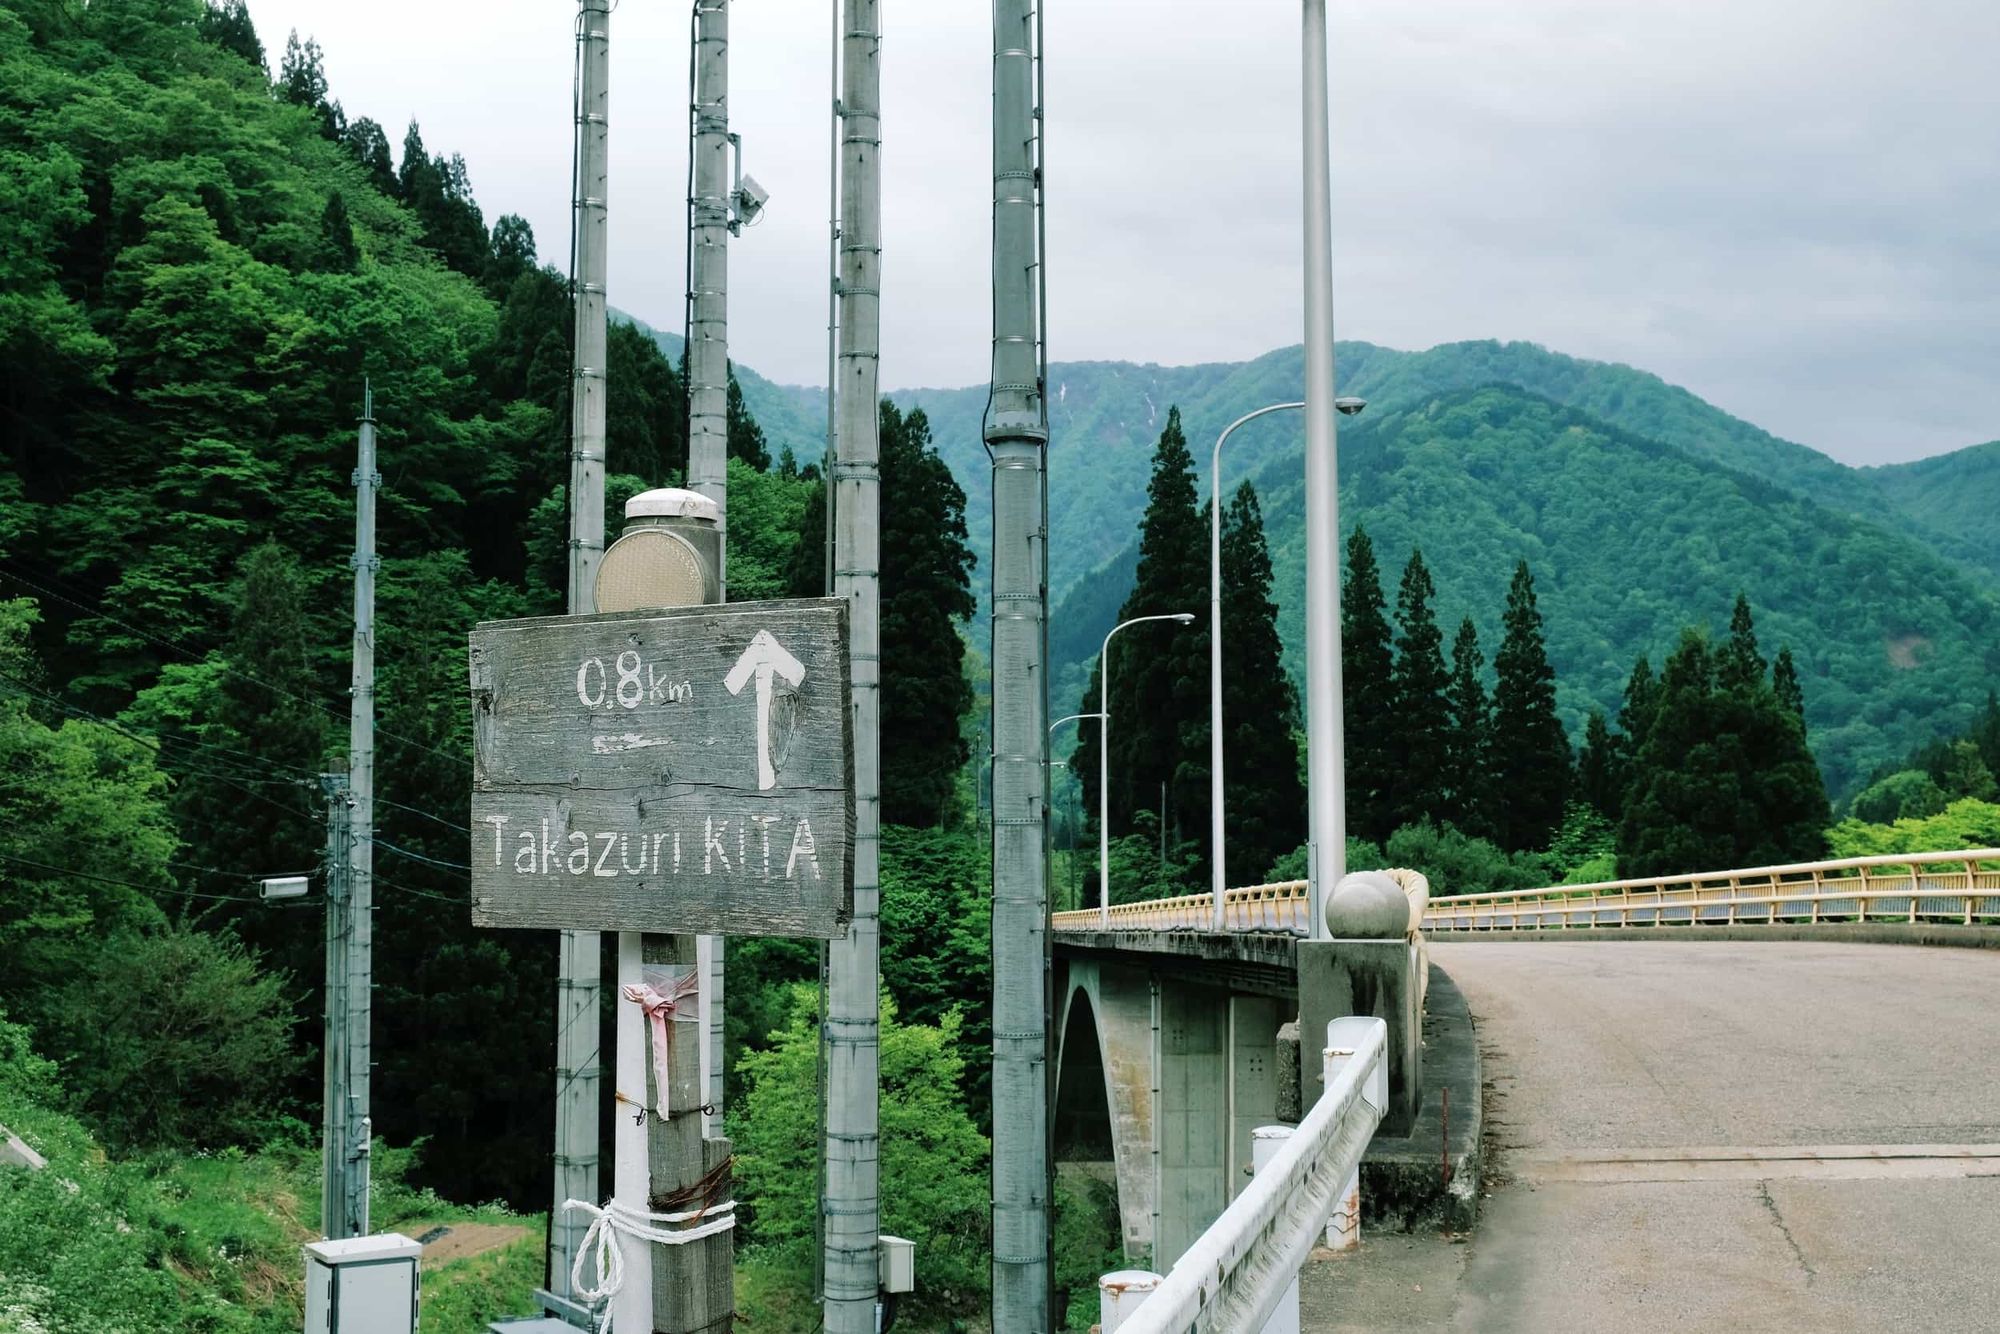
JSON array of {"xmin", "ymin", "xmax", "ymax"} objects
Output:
[
  {"xmin": 1359, "ymin": 962, "xmax": 1480, "ymax": 1232},
  {"xmin": 1430, "ymin": 923, "xmax": 2000, "ymax": 950}
]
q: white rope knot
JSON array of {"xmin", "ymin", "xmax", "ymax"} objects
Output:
[{"xmin": 562, "ymin": 1195, "xmax": 738, "ymax": 1332}]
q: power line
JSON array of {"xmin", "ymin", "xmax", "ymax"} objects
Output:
[
  {"xmin": 0, "ymin": 662, "xmax": 470, "ymax": 838},
  {"xmin": 370, "ymin": 834, "xmax": 470, "ymax": 872},
  {"xmin": 369, "ymin": 867, "xmax": 464, "ymax": 905},
  {"xmin": 0, "ymin": 667, "xmax": 317, "ymax": 827},
  {"xmin": 0, "ymin": 561, "xmax": 469, "ymax": 772},
  {"xmin": 0, "ymin": 848, "xmax": 263, "ymax": 905}
]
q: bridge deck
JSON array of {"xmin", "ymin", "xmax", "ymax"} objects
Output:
[{"xmin": 1302, "ymin": 940, "xmax": 2000, "ymax": 1333}]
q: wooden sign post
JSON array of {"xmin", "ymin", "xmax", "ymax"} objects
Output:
[{"xmin": 468, "ymin": 598, "xmax": 854, "ymax": 938}]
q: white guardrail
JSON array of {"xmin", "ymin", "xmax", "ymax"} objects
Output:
[
  {"xmin": 1423, "ymin": 848, "xmax": 2000, "ymax": 932},
  {"xmin": 1105, "ymin": 1017, "xmax": 1388, "ymax": 1334}
]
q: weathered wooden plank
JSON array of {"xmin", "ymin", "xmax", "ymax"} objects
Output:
[{"xmin": 469, "ymin": 599, "xmax": 854, "ymax": 937}]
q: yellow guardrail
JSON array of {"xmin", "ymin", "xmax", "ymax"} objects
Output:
[
  {"xmin": 1051, "ymin": 868, "xmax": 1432, "ymax": 937},
  {"xmin": 1051, "ymin": 879, "xmax": 1311, "ymax": 934},
  {"xmin": 1421, "ymin": 848, "xmax": 2000, "ymax": 932}
]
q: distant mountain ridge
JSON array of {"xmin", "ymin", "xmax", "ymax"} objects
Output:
[{"xmin": 621, "ymin": 323, "xmax": 2000, "ymax": 797}]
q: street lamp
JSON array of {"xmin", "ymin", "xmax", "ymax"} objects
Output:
[
  {"xmin": 1049, "ymin": 714, "xmax": 1102, "ymax": 913},
  {"xmin": 1207, "ymin": 399, "xmax": 1363, "ymax": 928},
  {"xmin": 1098, "ymin": 613, "xmax": 1196, "ymax": 926}
]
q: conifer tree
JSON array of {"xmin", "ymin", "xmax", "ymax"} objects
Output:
[
  {"xmin": 170, "ymin": 544, "xmax": 328, "ymax": 987},
  {"xmin": 197, "ymin": 0, "xmax": 264, "ymax": 69},
  {"xmin": 1440, "ymin": 617, "xmax": 1492, "ymax": 837},
  {"xmin": 316, "ymin": 193, "xmax": 358, "ymax": 273},
  {"xmin": 1217, "ymin": 482, "xmax": 1305, "ymax": 885},
  {"xmin": 343, "ymin": 118, "xmax": 397, "ymax": 197},
  {"xmin": 726, "ymin": 366, "xmax": 772, "ymax": 470},
  {"xmin": 1490, "ymin": 560, "xmax": 1570, "ymax": 852},
  {"xmin": 1973, "ymin": 690, "xmax": 2000, "ymax": 777},
  {"xmin": 1620, "ymin": 655, "xmax": 1660, "ymax": 751},
  {"xmin": 1772, "ymin": 647, "xmax": 1805, "ymax": 720},
  {"xmin": 1341, "ymin": 527, "xmax": 1398, "ymax": 843},
  {"xmin": 1073, "ymin": 407, "xmax": 1208, "ymax": 865},
  {"xmin": 1576, "ymin": 710, "xmax": 1626, "ymax": 820},
  {"xmin": 787, "ymin": 473, "xmax": 828, "ymax": 599},
  {"xmin": 879, "ymin": 402, "xmax": 975, "ymax": 826},
  {"xmin": 1718, "ymin": 591, "xmax": 1766, "ymax": 692},
  {"xmin": 1618, "ymin": 629, "xmax": 1829, "ymax": 877},
  {"xmin": 1389, "ymin": 548, "xmax": 1450, "ymax": 830}
]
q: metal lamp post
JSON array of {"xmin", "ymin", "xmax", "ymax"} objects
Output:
[
  {"xmin": 1051, "ymin": 714, "xmax": 1101, "ymax": 916},
  {"xmin": 1206, "ymin": 396, "xmax": 1362, "ymax": 929},
  {"xmin": 1099, "ymin": 613, "xmax": 1196, "ymax": 926},
  {"xmin": 1209, "ymin": 403, "xmax": 1301, "ymax": 928}
]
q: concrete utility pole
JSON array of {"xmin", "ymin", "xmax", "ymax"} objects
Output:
[
  {"xmin": 687, "ymin": 0, "xmax": 730, "ymax": 539},
  {"xmin": 822, "ymin": 2, "xmax": 882, "ymax": 1328},
  {"xmin": 553, "ymin": 0, "xmax": 609, "ymax": 1302},
  {"xmin": 318, "ymin": 772, "xmax": 359, "ymax": 1239},
  {"xmin": 689, "ymin": 0, "xmax": 731, "ymax": 1148},
  {"xmin": 987, "ymin": 0, "xmax": 1052, "ymax": 1324},
  {"xmin": 1301, "ymin": 0, "xmax": 1348, "ymax": 942},
  {"xmin": 344, "ymin": 384, "xmax": 378, "ymax": 1238}
]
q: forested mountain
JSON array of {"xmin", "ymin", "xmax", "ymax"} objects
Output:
[
  {"xmin": 765, "ymin": 343, "xmax": 1999, "ymax": 800},
  {"xmin": 1864, "ymin": 440, "xmax": 2000, "ymax": 581},
  {"xmin": 1253, "ymin": 387, "xmax": 1998, "ymax": 798}
]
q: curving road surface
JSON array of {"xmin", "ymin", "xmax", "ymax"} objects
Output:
[{"xmin": 1304, "ymin": 941, "xmax": 2000, "ymax": 1333}]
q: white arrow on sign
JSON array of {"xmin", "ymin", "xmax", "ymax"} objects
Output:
[{"xmin": 724, "ymin": 629, "xmax": 806, "ymax": 790}]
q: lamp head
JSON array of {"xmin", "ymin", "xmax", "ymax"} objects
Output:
[
  {"xmin": 1173, "ymin": 613, "xmax": 1196, "ymax": 624},
  {"xmin": 1334, "ymin": 396, "xmax": 1368, "ymax": 417}
]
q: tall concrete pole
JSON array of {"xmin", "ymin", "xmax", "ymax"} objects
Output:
[
  {"xmin": 822, "ymin": 5, "xmax": 881, "ymax": 1327},
  {"xmin": 1301, "ymin": 0, "xmax": 1346, "ymax": 941},
  {"xmin": 689, "ymin": 0, "xmax": 731, "ymax": 1146},
  {"xmin": 344, "ymin": 385, "xmax": 378, "ymax": 1239},
  {"xmin": 319, "ymin": 772, "xmax": 354, "ymax": 1239},
  {"xmin": 688, "ymin": 0, "xmax": 730, "ymax": 531},
  {"xmin": 988, "ymin": 0, "xmax": 1051, "ymax": 1324},
  {"xmin": 553, "ymin": 0, "xmax": 609, "ymax": 1300}
]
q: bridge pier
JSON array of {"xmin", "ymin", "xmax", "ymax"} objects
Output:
[
  {"xmin": 1059, "ymin": 958, "xmax": 1298, "ymax": 1270},
  {"xmin": 1227, "ymin": 995, "xmax": 1281, "ymax": 1201}
]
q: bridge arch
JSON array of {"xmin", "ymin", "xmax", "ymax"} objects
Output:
[{"xmin": 1053, "ymin": 959, "xmax": 1159, "ymax": 1262}]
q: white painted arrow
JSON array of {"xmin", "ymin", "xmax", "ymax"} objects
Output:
[{"xmin": 724, "ymin": 629, "xmax": 806, "ymax": 790}]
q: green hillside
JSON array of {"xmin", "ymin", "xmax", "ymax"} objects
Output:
[
  {"xmin": 1864, "ymin": 440, "xmax": 2000, "ymax": 580},
  {"xmin": 1095, "ymin": 385, "xmax": 1994, "ymax": 798}
]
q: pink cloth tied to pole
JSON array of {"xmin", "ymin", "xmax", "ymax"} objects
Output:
[{"xmin": 622, "ymin": 969, "xmax": 701, "ymax": 1120}]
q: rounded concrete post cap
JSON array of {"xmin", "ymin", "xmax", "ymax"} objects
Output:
[{"xmin": 1323, "ymin": 870, "xmax": 1410, "ymax": 938}]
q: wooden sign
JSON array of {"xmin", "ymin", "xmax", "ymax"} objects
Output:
[{"xmin": 467, "ymin": 598, "xmax": 853, "ymax": 937}]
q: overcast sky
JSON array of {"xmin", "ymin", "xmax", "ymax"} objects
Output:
[{"xmin": 248, "ymin": 1, "xmax": 2000, "ymax": 465}]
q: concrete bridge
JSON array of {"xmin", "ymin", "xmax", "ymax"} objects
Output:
[
  {"xmin": 1051, "ymin": 869, "xmax": 1433, "ymax": 1271},
  {"xmin": 1054, "ymin": 849, "xmax": 2000, "ymax": 1331}
]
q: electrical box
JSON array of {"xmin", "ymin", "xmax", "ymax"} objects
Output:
[
  {"xmin": 878, "ymin": 1234, "xmax": 915, "ymax": 1295},
  {"xmin": 304, "ymin": 1233, "xmax": 421, "ymax": 1334}
]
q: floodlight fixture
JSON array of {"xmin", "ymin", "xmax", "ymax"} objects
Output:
[{"xmin": 594, "ymin": 487, "xmax": 722, "ymax": 612}]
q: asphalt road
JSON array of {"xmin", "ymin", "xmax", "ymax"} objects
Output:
[{"xmin": 1303, "ymin": 941, "xmax": 2000, "ymax": 1334}]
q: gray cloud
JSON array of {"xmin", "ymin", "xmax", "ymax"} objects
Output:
[{"xmin": 251, "ymin": 0, "xmax": 1999, "ymax": 463}]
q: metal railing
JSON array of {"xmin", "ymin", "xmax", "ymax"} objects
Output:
[
  {"xmin": 1111, "ymin": 1017, "xmax": 1387, "ymax": 1334},
  {"xmin": 1423, "ymin": 849, "xmax": 2000, "ymax": 932},
  {"xmin": 1054, "ymin": 869, "xmax": 1430, "ymax": 937},
  {"xmin": 1054, "ymin": 880, "xmax": 1310, "ymax": 934}
]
